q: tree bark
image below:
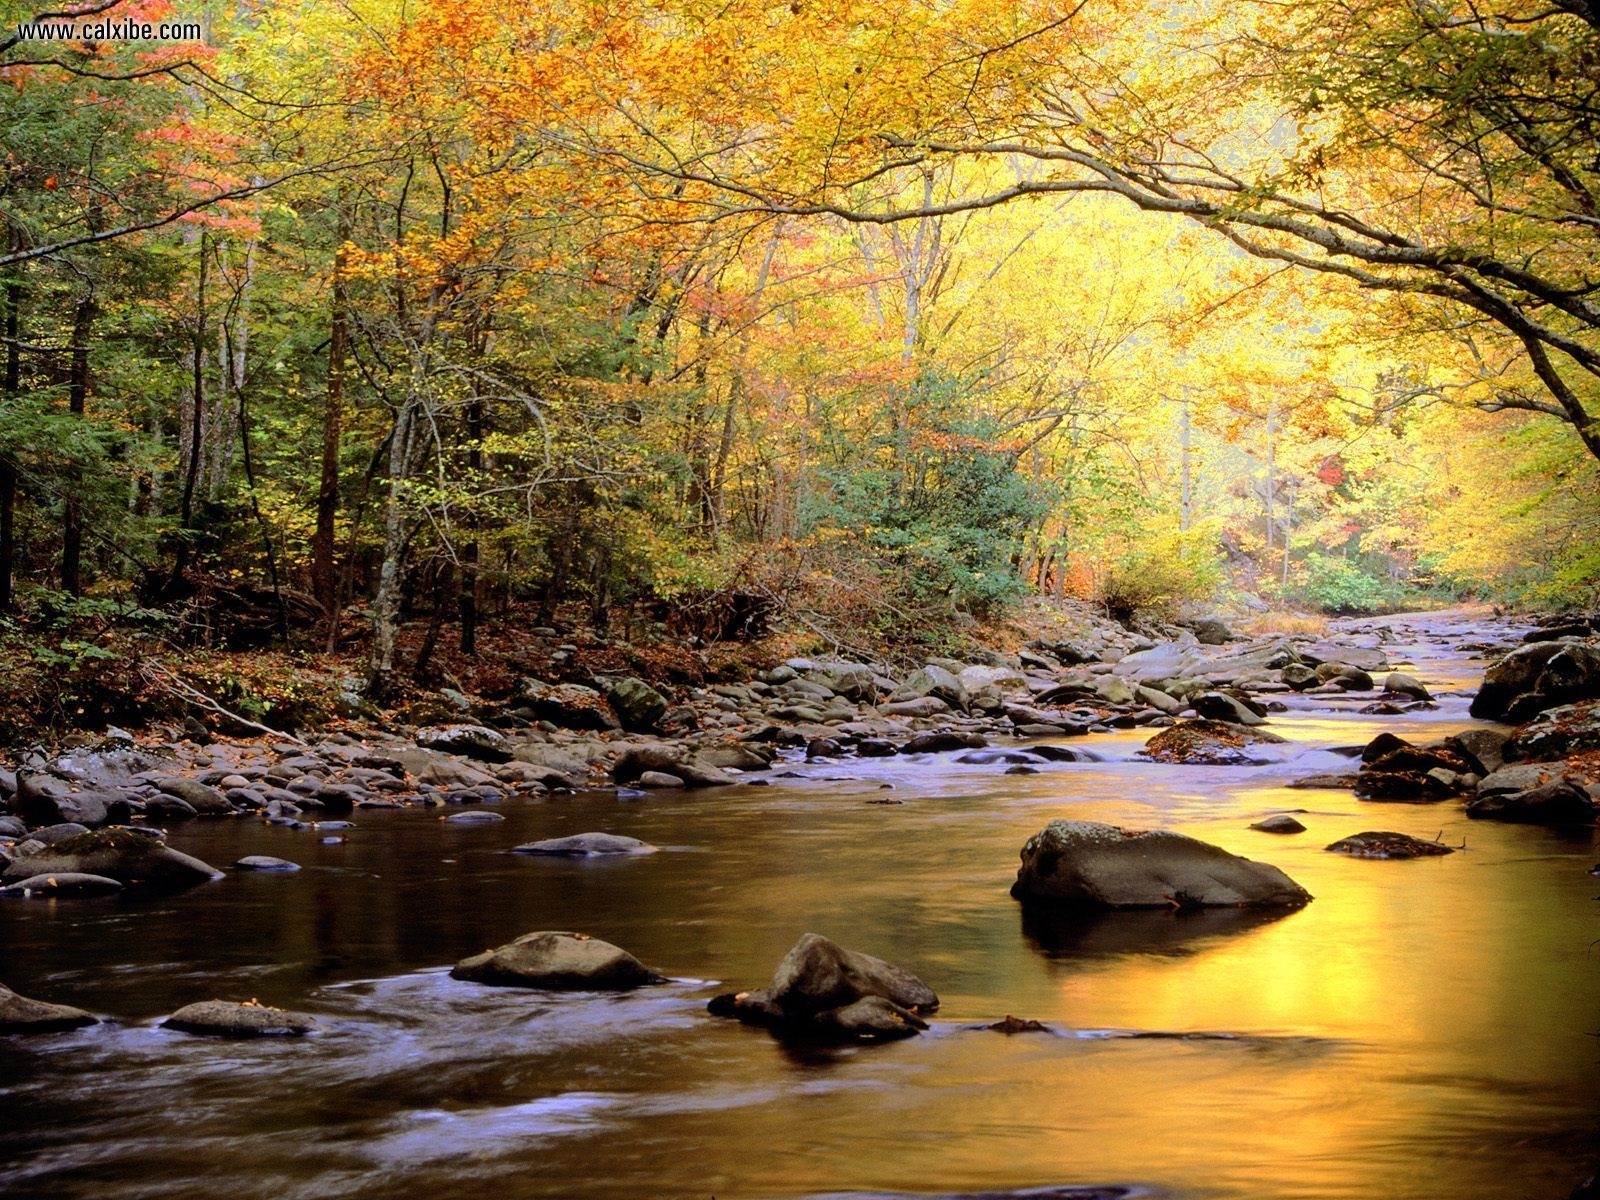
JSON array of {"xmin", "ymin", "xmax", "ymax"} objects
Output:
[
  {"xmin": 0, "ymin": 254, "xmax": 21, "ymax": 611},
  {"xmin": 312, "ymin": 217, "xmax": 349, "ymax": 619},
  {"xmin": 61, "ymin": 290, "xmax": 95, "ymax": 595}
]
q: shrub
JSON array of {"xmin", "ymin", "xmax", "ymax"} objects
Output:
[{"xmin": 1097, "ymin": 528, "xmax": 1222, "ymax": 623}]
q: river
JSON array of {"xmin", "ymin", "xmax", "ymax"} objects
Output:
[{"xmin": 2, "ymin": 609, "xmax": 1597, "ymax": 1200}]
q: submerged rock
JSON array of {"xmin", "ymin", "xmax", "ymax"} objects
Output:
[
  {"xmin": 513, "ymin": 833, "xmax": 658, "ymax": 856},
  {"xmin": 0, "ymin": 982, "xmax": 97, "ymax": 1033},
  {"xmin": 233, "ymin": 856, "xmax": 300, "ymax": 872},
  {"xmin": 1326, "ymin": 831, "xmax": 1455, "ymax": 859},
  {"xmin": 1250, "ymin": 814, "xmax": 1306, "ymax": 834},
  {"xmin": 163, "ymin": 1000, "xmax": 316, "ymax": 1037},
  {"xmin": 0, "ymin": 871, "xmax": 124, "ymax": 896},
  {"xmin": 1011, "ymin": 820, "xmax": 1311, "ymax": 909},
  {"xmin": 708, "ymin": 932, "xmax": 938, "ymax": 1043},
  {"xmin": 450, "ymin": 931, "xmax": 665, "ymax": 990}
]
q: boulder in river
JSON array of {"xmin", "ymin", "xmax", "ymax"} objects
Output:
[
  {"xmin": 1010, "ymin": 819, "xmax": 1311, "ymax": 909},
  {"xmin": 1326, "ymin": 831, "xmax": 1455, "ymax": 859},
  {"xmin": 233, "ymin": 856, "xmax": 300, "ymax": 872},
  {"xmin": 11, "ymin": 772, "xmax": 128, "ymax": 829},
  {"xmin": 1191, "ymin": 691, "xmax": 1266, "ymax": 726},
  {"xmin": 1, "ymin": 827, "xmax": 222, "ymax": 890},
  {"xmin": 1143, "ymin": 719, "xmax": 1284, "ymax": 765},
  {"xmin": 1383, "ymin": 672, "xmax": 1432, "ymax": 702},
  {"xmin": 163, "ymin": 1000, "xmax": 316, "ymax": 1037},
  {"xmin": 1469, "ymin": 639, "xmax": 1600, "ymax": 721},
  {"xmin": 708, "ymin": 933, "xmax": 938, "ymax": 1043},
  {"xmin": 0, "ymin": 982, "xmax": 97, "ymax": 1033},
  {"xmin": 1465, "ymin": 781, "xmax": 1597, "ymax": 825},
  {"xmin": 450, "ymin": 931, "xmax": 665, "ymax": 990},
  {"xmin": 514, "ymin": 833, "xmax": 658, "ymax": 856},
  {"xmin": 1250, "ymin": 814, "xmax": 1306, "ymax": 834}
]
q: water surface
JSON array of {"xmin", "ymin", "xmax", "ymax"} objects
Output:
[{"xmin": 2, "ymin": 611, "xmax": 1596, "ymax": 1199}]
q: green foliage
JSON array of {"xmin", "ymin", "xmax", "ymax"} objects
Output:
[
  {"xmin": 1296, "ymin": 552, "xmax": 1404, "ymax": 614},
  {"xmin": 1096, "ymin": 527, "xmax": 1223, "ymax": 622}
]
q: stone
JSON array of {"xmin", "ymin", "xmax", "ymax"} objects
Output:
[
  {"xmin": 2, "ymin": 827, "xmax": 221, "ymax": 890},
  {"xmin": 1465, "ymin": 781, "xmax": 1596, "ymax": 825},
  {"xmin": 1250, "ymin": 814, "xmax": 1307, "ymax": 834},
  {"xmin": 636, "ymin": 770, "xmax": 685, "ymax": 789},
  {"xmin": 1287, "ymin": 773, "xmax": 1359, "ymax": 790},
  {"xmin": 1191, "ymin": 691, "xmax": 1265, "ymax": 726},
  {"xmin": 1469, "ymin": 639, "xmax": 1600, "ymax": 720},
  {"xmin": 450, "ymin": 931, "xmax": 665, "ymax": 990},
  {"xmin": 1192, "ymin": 616, "xmax": 1232, "ymax": 645},
  {"xmin": 515, "ymin": 680, "xmax": 620, "ymax": 731},
  {"xmin": 604, "ymin": 677, "xmax": 670, "ymax": 732},
  {"xmin": 163, "ymin": 1000, "xmax": 316, "ymax": 1037},
  {"xmin": 1011, "ymin": 819, "xmax": 1311, "ymax": 909},
  {"xmin": 1383, "ymin": 672, "xmax": 1432, "ymax": 702},
  {"xmin": 708, "ymin": 933, "xmax": 938, "ymax": 1044},
  {"xmin": 1143, "ymin": 720, "xmax": 1284, "ymax": 765},
  {"xmin": 1326, "ymin": 831, "xmax": 1454, "ymax": 859},
  {"xmin": 1280, "ymin": 663, "xmax": 1319, "ymax": 690},
  {"xmin": 514, "ymin": 833, "xmax": 658, "ymax": 856},
  {"xmin": 0, "ymin": 982, "xmax": 97, "ymax": 1033},
  {"xmin": 415, "ymin": 724, "xmax": 514, "ymax": 763},
  {"xmin": 767, "ymin": 932, "xmax": 939, "ymax": 1016},
  {"xmin": 902, "ymin": 731, "xmax": 987, "ymax": 754},
  {"xmin": 804, "ymin": 661, "xmax": 879, "ymax": 703},
  {"xmin": 893, "ymin": 665, "xmax": 969, "ymax": 711},
  {"xmin": 153, "ymin": 777, "xmax": 233, "ymax": 815},
  {"xmin": 12, "ymin": 773, "xmax": 127, "ymax": 830},
  {"xmin": 441, "ymin": 810, "xmax": 506, "ymax": 824},
  {"xmin": 233, "ymin": 856, "xmax": 300, "ymax": 871},
  {"xmin": 1361, "ymin": 732, "xmax": 1411, "ymax": 764},
  {"xmin": 0, "ymin": 872, "xmax": 125, "ymax": 896}
]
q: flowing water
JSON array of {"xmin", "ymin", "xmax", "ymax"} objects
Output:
[{"xmin": 2, "ymin": 610, "xmax": 1597, "ymax": 1200}]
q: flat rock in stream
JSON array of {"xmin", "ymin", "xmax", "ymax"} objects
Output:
[
  {"xmin": 451, "ymin": 931, "xmax": 665, "ymax": 990},
  {"xmin": 1011, "ymin": 820, "xmax": 1311, "ymax": 909},
  {"xmin": 1326, "ymin": 831, "xmax": 1455, "ymax": 859},
  {"xmin": 0, "ymin": 982, "xmax": 98, "ymax": 1033},
  {"xmin": 163, "ymin": 1000, "xmax": 317, "ymax": 1037},
  {"xmin": 513, "ymin": 833, "xmax": 658, "ymax": 856},
  {"xmin": 0, "ymin": 871, "xmax": 124, "ymax": 896}
]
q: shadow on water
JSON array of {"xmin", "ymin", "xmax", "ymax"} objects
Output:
[{"xmin": 1018, "ymin": 901, "xmax": 1300, "ymax": 960}]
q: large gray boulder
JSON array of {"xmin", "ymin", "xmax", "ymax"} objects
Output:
[
  {"xmin": 1470, "ymin": 640, "xmax": 1600, "ymax": 721},
  {"xmin": 450, "ymin": 931, "xmax": 665, "ymax": 990},
  {"xmin": 604, "ymin": 678, "xmax": 670, "ymax": 732},
  {"xmin": 12, "ymin": 772, "xmax": 127, "ymax": 829},
  {"xmin": 804, "ymin": 661, "xmax": 878, "ymax": 703},
  {"xmin": 1, "ymin": 827, "xmax": 222, "ymax": 891},
  {"xmin": 893, "ymin": 665, "xmax": 968, "ymax": 711},
  {"xmin": 1011, "ymin": 820, "xmax": 1311, "ymax": 909},
  {"xmin": 0, "ymin": 982, "xmax": 97, "ymax": 1033},
  {"xmin": 415, "ymin": 724, "xmax": 514, "ymax": 763},
  {"xmin": 708, "ymin": 933, "xmax": 938, "ymax": 1043}
]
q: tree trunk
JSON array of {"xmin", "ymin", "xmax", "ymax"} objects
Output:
[
  {"xmin": 0, "ymin": 257, "xmax": 21, "ymax": 611},
  {"xmin": 457, "ymin": 394, "xmax": 483, "ymax": 655},
  {"xmin": 61, "ymin": 291, "xmax": 95, "ymax": 595},
  {"xmin": 367, "ymin": 394, "xmax": 417, "ymax": 701},
  {"xmin": 169, "ymin": 231, "xmax": 207, "ymax": 594},
  {"xmin": 313, "ymin": 220, "xmax": 349, "ymax": 619}
]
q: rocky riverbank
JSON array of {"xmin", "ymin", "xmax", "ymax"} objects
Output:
[{"xmin": 4, "ymin": 607, "xmax": 1598, "ymax": 883}]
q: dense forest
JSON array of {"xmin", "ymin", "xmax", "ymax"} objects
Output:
[{"xmin": 2, "ymin": 0, "xmax": 1598, "ymax": 730}]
